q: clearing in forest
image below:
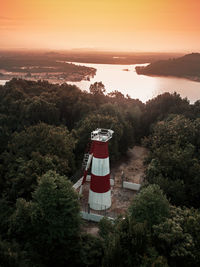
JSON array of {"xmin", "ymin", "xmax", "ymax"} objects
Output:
[
  {"xmin": 81, "ymin": 146, "xmax": 148, "ymax": 235},
  {"xmin": 80, "ymin": 146, "xmax": 148, "ymax": 217}
]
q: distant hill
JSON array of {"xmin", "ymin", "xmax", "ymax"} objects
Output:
[{"xmin": 135, "ymin": 53, "xmax": 200, "ymax": 82}]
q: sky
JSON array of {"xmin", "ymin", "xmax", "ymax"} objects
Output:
[{"xmin": 0, "ymin": 0, "xmax": 200, "ymax": 52}]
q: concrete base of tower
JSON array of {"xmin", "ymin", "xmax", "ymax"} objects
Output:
[{"xmin": 88, "ymin": 189, "xmax": 111, "ymax": 210}]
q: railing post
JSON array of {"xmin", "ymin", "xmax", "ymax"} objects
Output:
[
  {"xmin": 121, "ymin": 170, "xmax": 124, "ymax": 188},
  {"xmin": 88, "ymin": 203, "xmax": 90, "ymax": 214}
]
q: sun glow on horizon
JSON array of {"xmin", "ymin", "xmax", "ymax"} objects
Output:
[{"xmin": 1, "ymin": 0, "xmax": 200, "ymax": 52}]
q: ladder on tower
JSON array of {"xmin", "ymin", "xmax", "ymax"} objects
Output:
[
  {"xmin": 79, "ymin": 141, "xmax": 94, "ymax": 195},
  {"xmin": 82, "ymin": 153, "xmax": 90, "ymax": 170}
]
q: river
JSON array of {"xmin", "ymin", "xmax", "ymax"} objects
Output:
[
  {"xmin": 68, "ymin": 62, "xmax": 200, "ymax": 103},
  {"xmin": 0, "ymin": 80, "xmax": 9, "ymax": 86},
  {"xmin": 1, "ymin": 63, "xmax": 200, "ymax": 103}
]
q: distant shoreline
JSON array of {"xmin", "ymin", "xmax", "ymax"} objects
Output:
[
  {"xmin": 0, "ymin": 77, "xmax": 86, "ymax": 85},
  {"xmin": 0, "ymin": 67, "xmax": 96, "ymax": 84},
  {"xmin": 135, "ymin": 53, "xmax": 200, "ymax": 84},
  {"xmin": 136, "ymin": 73, "xmax": 200, "ymax": 83}
]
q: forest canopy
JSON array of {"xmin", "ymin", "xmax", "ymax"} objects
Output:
[{"xmin": 0, "ymin": 78, "xmax": 200, "ymax": 266}]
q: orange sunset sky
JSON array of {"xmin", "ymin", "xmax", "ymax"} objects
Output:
[{"xmin": 0, "ymin": 0, "xmax": 200, "ymax": 52}]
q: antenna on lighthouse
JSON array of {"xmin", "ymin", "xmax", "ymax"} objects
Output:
[{"xmin": 88, "ymin": 128, "xmax": 114, "ymax": 210}]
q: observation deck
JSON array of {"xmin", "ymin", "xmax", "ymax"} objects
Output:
[{"xmin": 91, "ymin": 128, "xmax": 114, "ymax": 142}]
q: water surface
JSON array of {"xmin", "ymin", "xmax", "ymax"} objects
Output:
[
  {"xmin": 68, "ymin": 62, "xmax": 200, "ymax": 103},
  {"xmin": 0, "ymin": 80, "xmax": 9, "ymax": 85}
]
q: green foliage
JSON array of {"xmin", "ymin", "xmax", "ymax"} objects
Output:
[
  {"xmin": 56, "ymin": 83, "xmax": 96, "ymax": 129},
  {"xmin": 153, "ymin": 206, "xmax": 200, "ymax": 267},
  {"xmin": 107, "ymin": 90, "xmax": 125, "ymax": 99},
  {"xmin": 24, "ymin": 97, "xmax": 59, "ymax": 125},
  {"xmin": 9, "ymin": 171, "xmax": 81, "ymax": 266},
  {"xmin": 79, "ymin": 234, "xmax": 104, "ymax": 267},
  {"xmin": 129, "ymin": 185, "xmax": 170, "ymax": 229},
  {"xmin": 100, "ymin": 187, "xmax": 200, "ymax": 267},
  {"xmin": 98, "ymin": 217, "xmax": 114, "ymax": 240},
  {"xmin": 89, "ymin": 82, "xmax": 106, "ymax": 95},
  {"xmin": 144, "ymin": 115, "xmax": 200, "ymax": 207},
  {"xmin": 0, "ymin": 123, "xmax": 76, "ymax": 201},
  {"xmin": 0, "ymin": 199, "xmax": 14, "ymax": 238},
  {"xmin": 145, "ymin": 115, "xmax": 195, "ymax": 149},
  {"xmin": 101, "ymin": 216, "xmax": 150, "ymax": 267},
  {"xmin": 0, "ymin": 78, "xmax": 200, "ymax": 267},
  {"xmin": 8, "ymin": 123, "xmax": 75, "ymax": 162},
  {"xmin": 141, "ymin": 93, "xmax": 190, "ymax": 136},
  {"xmin": 0, "ymin": 239, "xmax": 28, "ymax": 267}
]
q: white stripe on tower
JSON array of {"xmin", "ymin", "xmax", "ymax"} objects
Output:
[
  {"xmin": 89, "ymin": 189, "xmax": 111, "ymax": 210},
  {"xmin": 91, "ymin": 157, "xmax": 110, "ymax": 177}
]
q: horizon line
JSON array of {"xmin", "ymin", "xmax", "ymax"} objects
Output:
[{"xmin": 0, "ymin": 47, "xmax": 194, "ymax": 54}]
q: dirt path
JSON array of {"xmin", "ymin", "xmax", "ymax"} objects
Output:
[
  {"xmin": 106, "ymin": 146, "xmax": 148, "ymax": 216},
  {"xmin": 111, "ymin": 146, "xmax": 148, "ymax": 185},
  {"xmin": 81, "ymin": 221, "xmax": 99, "ymax": 236}
]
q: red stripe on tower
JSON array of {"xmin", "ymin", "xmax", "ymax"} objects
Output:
[
  {"xmin": 91, "ymin": 174, "xmax": 110, "ymax": 193},
  {"xmin": 92, "ymin": 140, "xmax": 109, "ymax": 159}
]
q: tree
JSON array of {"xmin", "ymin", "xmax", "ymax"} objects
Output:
[
  {"xmin": 99, "ymin": 215, "xmax": 167, "ymax": 267},
  {"xmin": 98, "ymin": 217, "xmax": 114, "ymax": 240},
  {"xmin": 1, "ymin": 123, "xmax": 76, "ymax": 202},
  {"xmin": 89, "ymin": 82, "xmax": 106, "ymax": 95},
  {"xmin": 144, "ymin": 115, "xmax": 200, "ymax": 207},
  {"xmin": 0, "ymin": 238, "xmax": 26, "ymax": 267},
  {"xmin": 24, "ymin": 97, "xmax": 59, "ymax": 125},
  {"xmin": 79, "ymin": 234, "xmax": 104, "ymax": 267},
  {"xmin": 2, "ymin": 153, "xmax": 71, "ymax": 201},
  {"xmin": 153, "ymin": 206, "xmax": 200, "ymax": 267},
  {"xmin": 107, "ymin": 90, "xmax": 125, "ymax": 99},
  {"xmin": 8, "ymin": 123, "xmax": 75, "ymax": 165},
  {"xmin": 9, "ymin": 171, "xmax": 81, "ymax": 266},
  {"xmin": 129, "ymin": 185, "xmax": 170, "ymax": 229},
  {"xmin": 141, "ymin": 93, "xmax": 190, "ymax": 136}
]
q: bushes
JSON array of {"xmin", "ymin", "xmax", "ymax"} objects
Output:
[{"xmin": 144, "ymin": 115, "xmax": 200, "ymax": 207}]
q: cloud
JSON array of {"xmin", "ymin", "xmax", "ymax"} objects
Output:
[
  {"xmin": 0, "ymin": 25, "xmax": 17, "ymax": 30},
  {"xmin": 0, "ymin": 16, "xmax": 27, "ymax": 22},
  {"xmin": 0, "ymin": 17, "xmax": 24, "ymax": 32},
  {"xmin": 0, "ymin": 16, "xmax": 15, "ymax": 21}
]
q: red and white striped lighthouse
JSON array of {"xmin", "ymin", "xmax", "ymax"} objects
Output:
[{"xmin": 88, "ymin": 129, "xmax": 114, "ymax": 210}]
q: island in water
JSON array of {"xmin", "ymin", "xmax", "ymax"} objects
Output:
[
  {"xmin": 0, "ymin": 51, "xmax": 96, "ymax": 83},
  {"xmin": 135, "ymin": 53, "xmax": 200, "ymax": 82}
]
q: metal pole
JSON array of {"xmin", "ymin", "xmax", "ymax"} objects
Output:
[
  {"xmin": 121, "ymin": 170, "xmax": 124, "ymax": 188},
  {"xmin": 88, "ymin": 203, "xmax": 90, "ymax": 214}
]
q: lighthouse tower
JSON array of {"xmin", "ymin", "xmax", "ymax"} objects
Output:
[{"xmin": 88, "ymin": 128, "xmax": 114, "ymax": 210}]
